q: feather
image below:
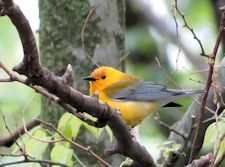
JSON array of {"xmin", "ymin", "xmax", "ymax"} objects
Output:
[{"xmin": 109, "ymin": 81, "xmax": 203, "ymax": 102}]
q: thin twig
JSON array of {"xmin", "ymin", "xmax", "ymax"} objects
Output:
[
  {"xmin": 35, "ymin": 118, "xmax": 112, "ymax": 167},
  {"xmin": 185, "ymin": 153, "xmax": 214, "ymax": 167},
  {"xmin": 81, "ymin": 4, "xmax": 100, "ymax": 67},
  {"xmin": 155, "ymin": 57, "xmax": 162, "ymax": 70},
  {"xmin": 0, "ymin": 61, "xmax": 102, "ymax": 128},
  {"xmin": 0, "ymin": 111, "xmax": 40, "ymax": 147},
  {"xmin": 174, "ymin": 0, "xmax": 206, "ymax": 57},
  {"xmin": 0, "ymin": 0, "xmax": 158, "ymax": 166},
  {"xmin": 0, "ymin": 158, "xmax": 71, "ymax": 167},
  {"xmin": 154, "ymin": 113, "xmax": 186, "ymax": 140},
  {"xmin": 172, "ymin": 6, "xmax": 182, "ymax": 72},
  {"xmin": 189, "ymin": 11, "xmax": 225, "ymax": 163},
  {"xmin": 116, "ymin": 52, "xmax": 129, "ymax": 68}
]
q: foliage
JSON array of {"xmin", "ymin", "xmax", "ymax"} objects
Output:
[{"xmin": 0, "ymin": 0, "xmax": 224, "ymax": 166}]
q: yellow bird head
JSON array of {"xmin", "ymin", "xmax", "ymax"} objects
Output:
[
  {"xmin": 84, "ymin": 66, "xmax": 139, "ymax": 96},
  {"xmin": 84, "ymin": 66, "xmax": 122, "ymax": 95}
]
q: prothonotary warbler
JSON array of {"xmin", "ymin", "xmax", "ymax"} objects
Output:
[{"xmin": 84, "ymin": 66, "xmax": 203, "ymax": 127}]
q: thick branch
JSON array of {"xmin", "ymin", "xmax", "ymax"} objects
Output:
[
  {"xmin": 0, "ymin": 0, "xmax": 40, "ymax": 76},
  {"xmin": 0, "ymin": 119, "xmax": 40, "ymax": 147},
  {"xmin": 0, "ymin": 1, "xmax": 157, "ymax": 166}
]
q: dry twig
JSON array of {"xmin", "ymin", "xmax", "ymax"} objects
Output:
[
  {"xmin": 189, "ymin": 10, "xmax": 225, "ymax": 163},
  {"xmin": 0, "ymin": 1, "xmax": 157, "ymax": 166}
]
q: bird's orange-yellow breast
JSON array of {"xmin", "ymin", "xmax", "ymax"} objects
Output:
[{"xmin": 98, "ymin": 91, "xmax": 159, "ymax": 126}]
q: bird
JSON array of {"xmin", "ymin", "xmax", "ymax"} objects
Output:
[{"xmin": 84, "ymin": 66, "xmax": 203, "ymax": 127}]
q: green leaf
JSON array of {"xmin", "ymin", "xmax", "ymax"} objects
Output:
[
  {"xmin": 51, "ymin": 143, "xmax": 73, "ymax": 166},
  {"xmin": 203, "ymin": 122, "xmax": 225, "ymax": 147},
  {"xmin": 24, "ymin": 129, "xmax": 50, "ymax": 159},
  {"xmin": 105, "ymin": 126, "xmax": 113, "ymax": 141},
  {"xmin": 216, "ymin": 139, "xmax": 225, "ymax": 163},
  {"xmin": 203, "ymin": 121, "xmax": 225, "ymax": 162},
  {"xmin": 57, "ymin": 112, "xmax": 105, "ymax": 139},
  {"xmin": 0, "ymin": 156, "xmax": 38, "ymax": 167},
  {"xmin": 9, "ymin": 127, "xmax": 50, "ymax": 167},
  {"xmin": 82, "ymin": 122, "xmax": 100, "ymax": 139},
  {"xmin": 159, "ymin": 141, "xmax": 182, "ymax": 159},
  {"xmin": 57, "ymin": 113, "xmax": 82, "ymax": 139}
]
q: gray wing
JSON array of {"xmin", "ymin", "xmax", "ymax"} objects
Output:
[{"xmin": 110, "ymin": 81, "xmax": 197, "ymax": 101}]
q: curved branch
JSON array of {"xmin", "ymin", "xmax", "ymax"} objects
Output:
[
  {"xmin": 160, "ymin": 5, "xmax": 225, "ymax": 167},
  {"xmin": 162, "ymin": 58, "xmax": 225, "ymax": 167},
  {"xmin": 0, "ymin": 1, "xmax": 157, "ymax": 166},
  {"xmin": 0, "ymin": 0, "xmax": 40, "ymax": 76},
  {"xmin": 129, "ymin": 0, "xmax": 208, "ymax": 75},
  {"xmin": 188, "ymin": 10, "xmax": 225, "ymax": 163},
  {"xmin": 0, "ymin": 157, "xmax": 70, "ymax": 167},
  {"xmin": 35, "ymin": 118, "xmax": 112, "ymax": 167},
  {"xmin": 0, "ymin": 119, "xmax": 40, "ymax": 147}
]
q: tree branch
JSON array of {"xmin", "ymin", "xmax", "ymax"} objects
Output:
[
  {"xmin": 0, "ymin": 157, "xmax": 71, "ymax": 167},
  {"xmin": 0, "ymin": 0, "xmax": 40, "ymax": 75},
  {"xmin": 161, "ymin": 59, "xmax": 225, "ymax": 167},
  {"xmin": 0, "ymin": 1, "xmax": 157, "ymax": 166},
  {"xmin": 35, "ymin": 118, "xmax": 112, "ymax": 167},
  {"xmin": 129, "ymin": 0, "xmax": 208, "ymax": 74},
  {"xmin": 189, "ymin": 9, "xmax": 225, "ymax": 163},
  {"xmin": 185, "ymin": 153, "xmax": 214, "ymax": 167},
  {"xmin": 159, "ymin": 5, "xmax": 225, "ymax": 167},
  {"xmin": 0, "ymin": 118, "xmax": 40, "ymax": 147}
]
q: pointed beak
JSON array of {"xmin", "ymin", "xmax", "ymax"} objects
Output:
[{"xmin": 83, "ymin": 76, "xmax": 96, "ymax": 81}]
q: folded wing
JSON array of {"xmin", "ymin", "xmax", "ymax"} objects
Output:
[{"xmin": 108, "ymin": 81, "xmax": 202, "ymax": 102}]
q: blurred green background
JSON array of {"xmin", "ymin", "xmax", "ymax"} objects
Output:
[{"xmin": 0, "ymin": 0, "xmax": 223, "ymax": 162}]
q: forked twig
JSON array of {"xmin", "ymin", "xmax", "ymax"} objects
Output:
[
  {"xmin": 189, "ymin": 9, "xmax": 225, "ymax": 164},
  {"xmin": 173, "ymin": 0, "xmax": 206, "ymax": 57},
  {"xmin": 34, "ymin": 118, "xmax": 112, "ymax": 167}
]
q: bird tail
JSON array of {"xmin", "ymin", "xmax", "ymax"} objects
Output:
[
  {"xmin": 160, "ymin": 89, "xmax": 204, "ymax": 108},
  {"xmin": 168, "ymin": 89, "xmax": 204, "ymax": 97}
]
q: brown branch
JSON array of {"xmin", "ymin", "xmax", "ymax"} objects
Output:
[
  {"xmin": 116, "ymin": 52, "xmax": 129, "ymax": 68},
  {"xmin": 0, "ymin": 1, "xmax": 157, "ymax": 166},
  {"xmin": 162, "ymin": 65, "xmax": 225, "ymax": 167},
  {"xmin": 81, "ymin": 4, "xmax": 100, "ymax": 67},
  {"xmin": 185, "ymin": 153, "xmax": 214, "ymax": 167},
  {"xmin": 0, "ymin": 117, "xmax": 40, "ymax": 147},
  {"xmin": 61, "ymin": 64, "xmax": 73, "ymax": 84},
  {"xmin": 189, "ymin": 10, "xmax": 225, "ymax": 163},
  {"xmin": 0, "ymin": 61, "xmax": 103, "ymax": 128},
  {"xmin": 35, "ymin": 118, "xmax": 112, "ymax": 167},
  {"xmin": 0, "ymin": 157, "xmax": 71, "ymax": 167},
  {"xmin": 174, "ymin": 0, "xmax": 206, "ymax": 57},
  {"xmin": 129, "ymin": 0, "xmax": 208, "ymax": 74},
  {"xmin": 154, "ymin": 113, "xmax": 187, "ymax": 140},
  {"xmin": 0, "ymin": 0, "xmax": 40, "ymax": 76}
]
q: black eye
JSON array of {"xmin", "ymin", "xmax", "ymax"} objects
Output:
[{"xmin": 101, "ymin": 75, "xmax": 106, "ymax": 79}]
